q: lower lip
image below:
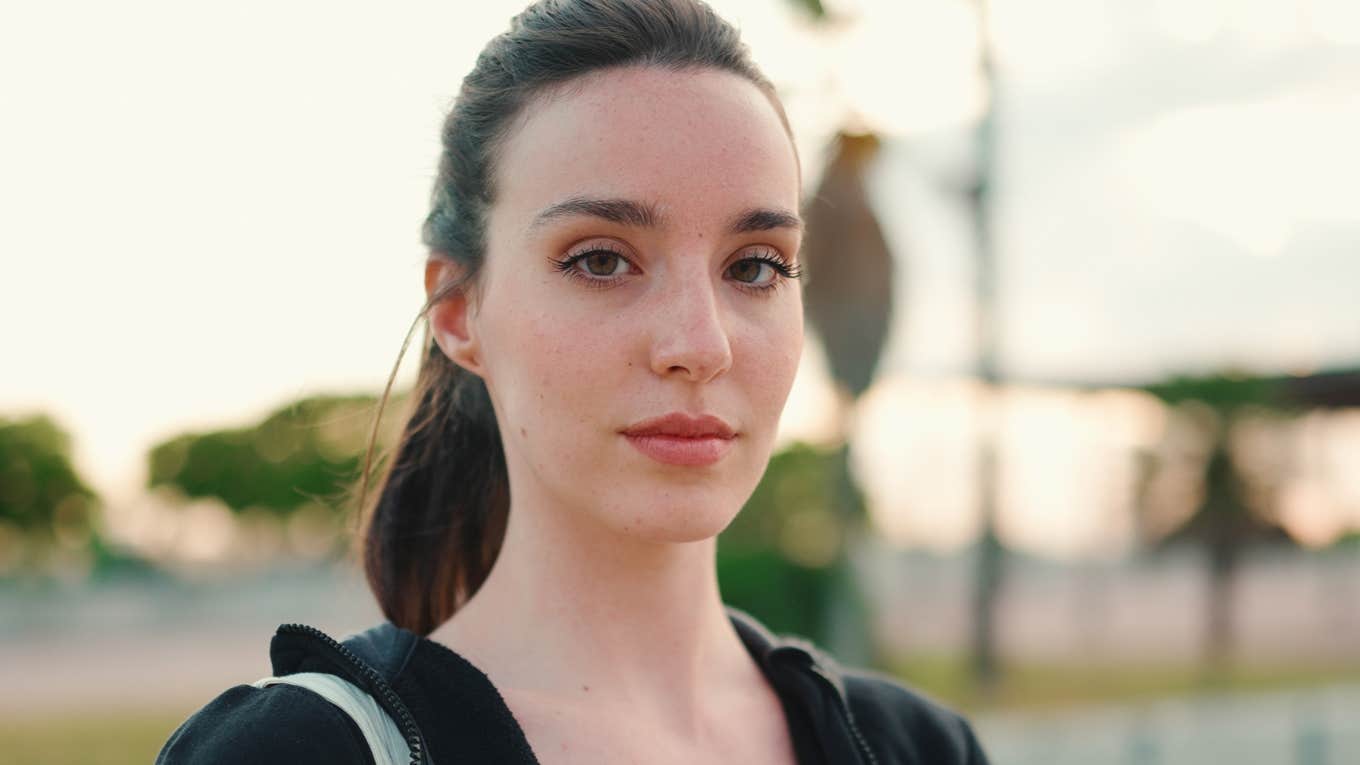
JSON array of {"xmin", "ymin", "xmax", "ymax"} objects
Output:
[{"xmin": 623, "ymin": 434, "xmax": 735, "ymax": 466}]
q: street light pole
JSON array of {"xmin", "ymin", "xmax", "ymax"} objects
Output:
[{"xmin": 967, "ymin": 0, "xmax": 1004, "ymax": 696}]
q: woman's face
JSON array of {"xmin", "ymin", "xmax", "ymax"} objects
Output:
[{"xmin": 440, "ymin": 66, "xmax": 803, "ymax": 543}]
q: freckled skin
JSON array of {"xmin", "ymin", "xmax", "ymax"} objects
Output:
[
  {"xmin": 467, "ymin": 66, "xmax": 804, "ymax": 544},
  {"xmin": 421, "ymin": 65, "xmax": 807, "ymax": 765}
]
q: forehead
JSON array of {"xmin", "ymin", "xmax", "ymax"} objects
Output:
[{"xmin": 489, "ymin": 66, "xmax": 800, "ymax": 235}]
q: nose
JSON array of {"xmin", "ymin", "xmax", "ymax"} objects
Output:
[{"xmin": 648, "ymin": 273, "xmax": 733, "ymax": 383}]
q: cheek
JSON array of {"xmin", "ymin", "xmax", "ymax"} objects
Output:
[
  {"xmin": 763, "ymin": 298, "xmax": 805, "ymax": 381},
  {"xmin": 737, "ymin": 303, "xmax": 804, "ymax": 420},
  {"xmin": 484, "ymin": 301, "xmax": 625, "ymax": 444}
]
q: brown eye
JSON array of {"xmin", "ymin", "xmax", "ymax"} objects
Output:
[
  {"xmin": 728, "ymin": 259, "xmax": 765, "ymax": 284},
  {"xmin": 725, "ymin": 250, "xmax": 801, "ymax": 294},
  {"xmin": 582, "ymin": 250, "xmax": 624, "ymax": 276},
  {"xmin": 550, "ymin": 244, "xmax": 637, "ymax": 289}
]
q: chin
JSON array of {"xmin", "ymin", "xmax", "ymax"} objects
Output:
[{"xmin": 598, "ymin": 487, "xmax": 744, "ymax": 544}]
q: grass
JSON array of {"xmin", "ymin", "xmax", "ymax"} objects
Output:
[
  {"xmin": 888, "ymin": 653, "xmax": 1360, "ymax": 714},
  {"xmin": 0, "ymin": 710, "xmax": 189, "ymax": 765}
]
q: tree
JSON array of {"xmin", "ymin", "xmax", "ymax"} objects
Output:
[
  {"xmin": 0, "ymin": 414, "xmax": 99, "ymax": 574},
  {"xmin": 720, "ymin": 441, "xmax": 852, "ymax": 643},
  {"xmin": 1140, "ymin": 373, "xmax": 1299, "ymax": 675},
  {"xmin": 146, "ymin": 393, "xmax": 400, "ymax": 559}
]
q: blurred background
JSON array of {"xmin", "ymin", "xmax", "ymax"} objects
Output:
[{"xmin": 3, "ymin": 0, "xmax": 1359, "ymax": 762}]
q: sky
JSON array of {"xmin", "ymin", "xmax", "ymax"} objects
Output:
[{"xmin": 3, "ymin": 0, "xmax": 1359, "ymax": 558}]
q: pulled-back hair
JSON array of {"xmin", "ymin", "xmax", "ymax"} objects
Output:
[{"xmin": 357, "ymin": 0, "xmax": 791, "ymax": 636}]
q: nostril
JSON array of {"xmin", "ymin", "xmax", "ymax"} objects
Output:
[{"xmin": 646, "ymin": 292, "xmax": 734, "ymax": 381}]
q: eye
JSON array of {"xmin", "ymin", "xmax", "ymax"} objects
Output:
[
  {"xmin": 726, "ymin": 249, "xmax": 802, "ymax": 293},
  {"xmin": 549, "ymin": 243, "xmax": 637, "ymax": 289},
  {"xmin": 579, "ymin": 249, "xmax": 629, "ymax": 277},
  {"xmin": 728, "ymin": 258, "xmax": 775, "ymax": 285}
]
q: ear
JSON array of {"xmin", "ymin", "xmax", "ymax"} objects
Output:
[{"xmin": 424, "ymin": 255, "xmax": 485, "ymax": 377}]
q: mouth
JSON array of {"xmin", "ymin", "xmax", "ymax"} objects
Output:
[{"xmin": 620, "ymin": 413, "xmax": 737, "ymax": 467}]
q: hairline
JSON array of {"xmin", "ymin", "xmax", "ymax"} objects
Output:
[{"xmin": 482, "ymin": 62, "xmax": 801, "ymax": 219}]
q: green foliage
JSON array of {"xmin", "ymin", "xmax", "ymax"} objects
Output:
[
  {"xmin": 1332, "ymin": 529, "xmax": 1360, "ymax": 549},
  {"xmin": 724, "ymin": 441, "xmax": 844, "ymax": 556},
  {"xmin": 146, "ymin": 394, "xmax": 380, "ymax": 517},
  {"xmin": 718, "ymin": 547, "xmax": 834, "ymax": 640},
  {"xmin": 0, "ymin": 415, "xmax": 98, "ymax": 544},
  {"xmin": 1142, "ymin": 372, "xmax": 1285, "ymax": 415},
  {"xmin": 719, "ymin": 441, "xmax": 851, "ymax": 642},
  {"xmin": 784, "ymin": 0, "xmax": 828, "ymax": 21}
]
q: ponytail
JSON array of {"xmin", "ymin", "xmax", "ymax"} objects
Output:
[{"xmin": 359, "ymin": 333, "xmax": 508, "ymax": 635}]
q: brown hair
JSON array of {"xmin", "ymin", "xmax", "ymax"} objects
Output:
[{"xmin": 358, "ymin": 0, "xmax": 792, "ymax": 636}]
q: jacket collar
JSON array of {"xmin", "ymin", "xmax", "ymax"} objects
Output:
[
  {"xmin": 274, "ymin": 607, "xmax": 856, "ymax": 709},
  {"xmin": 725, "ymin": 604, "xmax": 851, "ymax": 703},
  {"xmin": 274, "ymin": 608, "xmax": 871, "ymax": 765},
  {"xmin": 725, "ymin": 606, "xmax": 875, "ymax": 764},
  {"xmin": 271, "ymin": 620, "xmax": 419, "ymax": 682}
]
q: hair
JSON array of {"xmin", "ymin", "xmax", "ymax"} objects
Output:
[{"xmin": 357, "ymin": 0, "xmax": 794, "ymax": 636}]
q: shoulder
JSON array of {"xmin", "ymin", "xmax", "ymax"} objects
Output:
[
  {"xmin": 841, "ymin": 667, "xmax": 990, "ymax": 765},
  {"xmin": 156, "ymin": 682, "xmax": 375, "ymax": 765}
]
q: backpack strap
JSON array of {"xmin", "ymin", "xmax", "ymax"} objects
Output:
[{"xmin": 253, "ymin": 672, "xmax": 412, "ymax": 765}]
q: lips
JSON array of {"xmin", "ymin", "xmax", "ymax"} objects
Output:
[
  {"xmin": 621, "ymin": 413, "xmax": 736, "ymax": 439},
  {"xmin": 620, "ymin": 413, "xmax": 736, "ymax": 466}
]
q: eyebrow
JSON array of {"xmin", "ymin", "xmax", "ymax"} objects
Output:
[
  {"xmin": 530, "ymin": 196, "xmax": 803, "ymax": 235},
  {"xmin": 531, "ymin": 197, "xmax": 659, "ymax": 229},
  {"xmin": 728, "ymin": 208, "xmax": 803, "ymax": 234}
]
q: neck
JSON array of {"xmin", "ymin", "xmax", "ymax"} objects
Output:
[{"xmin": 427, "ymin": 493, "xmax": 756, "ymax": 719}]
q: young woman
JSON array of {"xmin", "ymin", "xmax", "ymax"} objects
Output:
[{"xmin": 158, "ymin": 1, "xmax": 990, "ymax": 763}]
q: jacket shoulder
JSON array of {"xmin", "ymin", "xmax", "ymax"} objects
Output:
[
  {"xmin": 842, "ymin": 669, "xmax": 990, "ymax": 764},
  {"xmin": 156, "ymin": 682, "xmax": 376, "ymax": 765}
]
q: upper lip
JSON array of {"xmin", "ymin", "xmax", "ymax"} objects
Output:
[{"xmin": 621, "ymin": 413, "xmax": 736, "ymax": 439}]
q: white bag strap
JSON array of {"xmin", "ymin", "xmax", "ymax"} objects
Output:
[{"xmin": 253, "ymin": 672, "xmax": 411, "ymax": 765}]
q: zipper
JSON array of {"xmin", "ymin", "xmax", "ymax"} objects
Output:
[
  {"xmin": 808, "ymin": 663, "xmax": 879, "ymax": 765},
  {"xmin": 768, "ymin": 645, "xmax": 878, "ymax": 765},
  {"xmin": 277, "ymin": 623, "xmax": 429, "ymax": 765}
]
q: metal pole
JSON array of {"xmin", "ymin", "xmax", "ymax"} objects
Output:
[{"xmin": 968, "ymin": 0, "xmax": 1004, "ymax": 695}]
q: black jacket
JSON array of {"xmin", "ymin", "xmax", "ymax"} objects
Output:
[{"xmin": 157, "ymin": 607, "xmax": 990, "ymax": 764}]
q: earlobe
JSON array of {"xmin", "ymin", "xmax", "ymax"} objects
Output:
[{"xmin": 424, "ymin": 256, "xmax": 484, "ymax": 376}]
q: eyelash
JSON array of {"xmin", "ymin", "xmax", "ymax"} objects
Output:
[{"xmin": 548, "ymin": 246, "xmax": 803, "ymax": 295}]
